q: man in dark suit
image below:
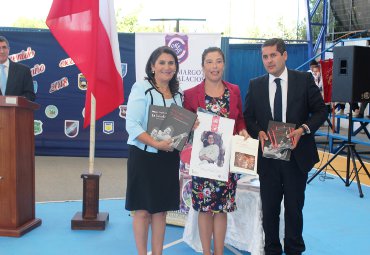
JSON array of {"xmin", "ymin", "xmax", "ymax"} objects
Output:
[
  {"xmin": 244, "ymin": 38, "xmax": 327, "ymax": 255},
  {"xmin": 0, "ymin": 36, "xmax": 35, "ymax": 101}
]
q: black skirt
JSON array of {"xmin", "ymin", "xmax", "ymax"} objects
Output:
[{"xmin": 125, "ymin": 145, "xmax": 180, "ymax": 214}]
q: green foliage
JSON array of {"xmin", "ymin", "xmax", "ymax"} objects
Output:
[{"xmin": 12, "ymin": 17, "xmax": 48, "ymax": 29}]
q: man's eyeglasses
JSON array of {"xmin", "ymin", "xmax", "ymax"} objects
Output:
[{"xmin": 0, "ymin": 46, "xmax": 9, "ymax": 50}]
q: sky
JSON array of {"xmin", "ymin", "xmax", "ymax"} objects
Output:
[{"xmin": 1, "ymin": 0, "xmax": 307, "ymax": 37}]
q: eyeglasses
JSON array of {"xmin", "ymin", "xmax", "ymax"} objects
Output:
[{"xmin": 0, "ymin": 46, "xmax": 9, "ymax": 50}]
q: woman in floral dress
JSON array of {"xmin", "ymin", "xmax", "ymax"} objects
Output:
[{"xmin": 184, "ymin": 47, "xmax": 249, "ymax": 255}]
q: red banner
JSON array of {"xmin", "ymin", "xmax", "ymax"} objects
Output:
[{"xmin": 320, "ymin": 59, "xmax": 333, "ymax": 103}]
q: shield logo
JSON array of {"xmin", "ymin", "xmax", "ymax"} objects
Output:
[
  {"xmin": 103, "ymin": 121, "xmax": 114, "ymax": 134},
  {"xmin": 33, "ymin": 80, "xmax": 38, "ymax": 94},
  {"xmin": 119, "ymin": 105, "xmax": 127, "ymax": 119},
  {"xmin": 34, "ymin": 120, "xmax": 43, "ymax": 135},
  {"xmin": 165, "ymin": 34, "xmax": 189, "ymax": 64},
  {"xmin": 78, "ymin": 73, "xmax": 87, "ymax": 90},
  {"xmin": 121, "ymin": 63, "xmax": 127, "ymax": 78},
  {"xmin": 65, "ymin": 120, "xmax": 79, "ymax": 138}
]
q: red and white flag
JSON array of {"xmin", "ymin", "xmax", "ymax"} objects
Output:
[{"xmin": 46, "ymin": 0, "xmax": 124, "ymax": 128}]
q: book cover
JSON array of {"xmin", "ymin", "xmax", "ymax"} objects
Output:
[
  {"xmin": 230, "ymin": 135, "xmax": 259, "ymax": 175},
  {"xmin": 157, "ymin": 103, "xmax": 197, "ymax": 151},
  {"xmin": 189, "ymin": 110, "xmax": 235, "ymax": 181},
  {"xmin": 147, "ymin": 105, "xmax": 168, "ymax": 139},
  {"xmin": 263, "ymin": 120, "xmax": 296, "ymax": 161}
]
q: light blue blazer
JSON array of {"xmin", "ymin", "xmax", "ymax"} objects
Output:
[{"xmin": 126, "ymin": 80, "xmax": 183, "ymax": 153}]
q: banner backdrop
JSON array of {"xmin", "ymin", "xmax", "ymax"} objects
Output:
[
  {"xmin": 135, "ymin": 33, "xmax": 221, "ymax": 91},
  {"xmin": 0, "ymin": 30, "xmax": 220, "ymax": 157}
]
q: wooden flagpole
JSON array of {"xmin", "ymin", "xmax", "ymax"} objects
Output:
[{"xmin": 71, "ymin": 95, "xmax": 109, "ymax": 230}]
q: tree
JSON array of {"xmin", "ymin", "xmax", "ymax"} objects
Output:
[{"xmin": 12, "ymin": 18, "xmax": 48, "ymax": 29}]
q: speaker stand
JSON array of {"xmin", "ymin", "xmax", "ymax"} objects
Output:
[{"xmin": 308, "ymin": 104, "xmax": 370, "ymax": 197}]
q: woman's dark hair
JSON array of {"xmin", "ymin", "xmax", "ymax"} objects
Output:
[
  {"xmin": 201, "ymin": 47, "xmax": 225, "ymax": 67},
  {"xmin": 145, "ymin": 46, "xmax": 179, "ymax": 95},
  {"xmin": 262, "ymin": 38, "xmax": 286, "ymax": 55},
  {"xmin": 202, "ymin": 131, "xmax": 215, "ymax": 147}
]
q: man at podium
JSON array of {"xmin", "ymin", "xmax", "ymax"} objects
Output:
[{"xmin": 0, "ymin": 36, "xmax": 35, "ymax": 101}]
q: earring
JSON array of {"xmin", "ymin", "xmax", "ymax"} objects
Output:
[{"xmin": 152, "ymin": 70, "xmax": 155, "ymax": 74}]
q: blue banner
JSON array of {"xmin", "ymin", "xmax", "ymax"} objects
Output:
[{"xmin": 1, "ymin": 30, "xmax": 135, "ymax": 157}]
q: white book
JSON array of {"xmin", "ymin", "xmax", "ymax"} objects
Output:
[
  {"xmin": 229, "ymin": 135, "xmax": 259, "ymax": 175},
  {"xmin": 189, "ymin": 111, "xmax": 235, "ymax": 182}
]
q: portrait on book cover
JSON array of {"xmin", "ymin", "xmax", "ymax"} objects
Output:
[{"xmin": 189, "ymin": 111, "xmax": 234, "ymax": 181}]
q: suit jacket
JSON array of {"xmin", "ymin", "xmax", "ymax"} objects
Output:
[
  {"xmin": 184, "ymin": 80, "xmax": 246, "ymax": 134},
  {"xmin": 244, "ymin": 69, "xmax": 327, "ymax": 173},
  {"xmin": 0, "ymin": 60, "xmax": 35, "ymax": 101}
]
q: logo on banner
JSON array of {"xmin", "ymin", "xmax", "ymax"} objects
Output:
[
  {"xmin": 78, "ymin": 73, "xmax": 88, "ymax": 90},
  {"xmin": 165, "ymin": 34, "xmax": 189, "ymax": 64},
  {"xmin": 65, "ymin": 120, "xmax": 79, "ymax": 138},
  {"xmin": 82, "ymin": 107, "xmax": 85, "ymax": 118},
  {"xmin": 33, "ymin": 81, "xmax": 38, "ymax": 94},
  {"xmin": 121, "ymin": 63, "xmax": 127, "ymax": 78},
  {"xmin": 119, "ymin": 105, "xmax": 127, "ymax": 119},
  {"xmin": 31, "ymin": 64, "xmax": 46, "ymax": 77},
  {"xmin": 45, "ymin": 105, "xmax": 58, "ymax": 119},
  {"xmin": 103, "ymin": 121, "xmax": 114, "ymax": 134},
  {"xmin": 34, "ymin": 120, "xmax": 43, "ymax": 135},
  {"xmin": 9, "ymin": 47, "xmax": 35, "ymax": 62},
  {"xmin": 59, "ymin": 57, "xmax": 75, "ymax": 68},
  {"xmin": 49, "ymin": 77, "xmax": 69, "ymax": 93}
]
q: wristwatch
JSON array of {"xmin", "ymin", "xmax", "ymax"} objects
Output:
[{"xmin": 300, "ymin": 124, "xmax": 310, "ymax": 135}]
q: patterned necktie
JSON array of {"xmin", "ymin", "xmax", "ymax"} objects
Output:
[
  {"xmin": 0, "ymin": 64, "xmax": 6, "ymax": 95},
  {"xmin": 274, "ymin": 78, "xmax": 282, "ymax": 122}
]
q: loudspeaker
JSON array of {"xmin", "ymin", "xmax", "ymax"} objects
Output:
[{"xmin": 332, "ymin": 46, "xmax": 370, "ymax": 102}]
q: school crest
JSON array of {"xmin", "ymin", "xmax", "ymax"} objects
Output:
[
  {"xmin": 78, "ymin": 73, "xmax": 87, "ymax": 90},
  {"xmin": 103, "ymin": 121, "xmax": 114, "ymax": 134},
  {"xmin": 45, "ymin": 105, "xmax": 58, "ymax": 119},
  {"xmin": 119, "ymin": 105, "xmax": 127, "ymax": 119},
  {"xmin": 121, "ymin": 63, "xmax": 127, "ymax": 78},
  {"xmin": 33, "ymin": 80, "xmax": 38, "ymax": 94},
  {"xmin": 34, "ymin": 120, "xmax": 43, "ymax": 135},
  {"xmin": 65, "ymin": 120, "xmax": 79, "ymax": 138},
  {"xmin": 165, "ymin": 34, "xmax": 189, "ymax": 64}
]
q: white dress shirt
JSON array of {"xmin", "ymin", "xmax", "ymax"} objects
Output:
[{"xmin": 269, "ymin": 67, "xmax": 288, "ymax": 122}]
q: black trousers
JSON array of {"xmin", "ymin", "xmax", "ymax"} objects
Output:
[{"xmin": 259, "ymin": 157, "xmax": 308, "ymax": 255}]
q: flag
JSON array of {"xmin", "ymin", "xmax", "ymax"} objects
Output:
[
  {"xmin": 320, "ymin": 59, "xmax": 333, "ymax": 103},
  {"xmin": 46, "ymin": 0, "xmax": 124, "ymax": 128}
]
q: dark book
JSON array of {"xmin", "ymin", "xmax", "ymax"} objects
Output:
[
  {"xmin": 147, "ymin": 104, "xmax": 197, "ymax": 151},
  {"xmin": 158, "ymin": 103, "xmax": 197, "ymax": 151},
  {"xmin": 147, "ymin": 105, "xmax": 168, "ymax": 139},
  {"xmin": 262, "ymin": 120, "xmax": 296, "ymax": 161}
]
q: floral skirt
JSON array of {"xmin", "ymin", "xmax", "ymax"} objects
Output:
[{"xmin": 191, "ymin": 173, "xmax": 239, "ymax": 213}]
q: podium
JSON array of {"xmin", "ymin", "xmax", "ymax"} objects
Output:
[{"xmin": 0, "ymin": 96, "xmax": 41, "ymax": 237}]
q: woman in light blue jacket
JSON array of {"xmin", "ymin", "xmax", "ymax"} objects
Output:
[{"xmin": 125, "ymin": 46, "xmax": 182, "ymax": 255}]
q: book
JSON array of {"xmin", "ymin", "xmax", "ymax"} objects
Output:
[
  {"xmin": 263, "ymin": 120, "xmax": 296, "ymax": 161},
  {"xmin": 147, "ymin": 105, "xmax": 168, "ymax": 139},
  {"xmin": 189, "ymin": 110, "xmax": 235, "ymax": 181},
  {"xmin": 230, "ymin": 135, "xmax": 259, "ymax": 175},
  {"xmin": 147, "ymin": 104, "xmax": 197, "ymax": 151},
  {"xmin": 159, "ymin": 103, "xmax": 197, "ymax": 151}
]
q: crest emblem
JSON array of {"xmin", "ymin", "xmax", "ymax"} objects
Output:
[
  {"xmin": 45, "ymin": 105, "xmax": 58, "ymax": 119},
  {"xmin": 34, "ymin": 120, "xmax": 43, "ymax": 135},
  {"xmin": 121, "ymin": 63, "xmax": 127, "ymax": 78},
  {"xmin": 165, "ymin": 34, "xmax": 189, "ymax": 64},
  {"xmin": 65, "ymin": 120, "xmax": 79, "ymax": 138},
  {"xmin": 119, "ymin": 105, "xmax": 127, "ymax": 119},
  {"xmin": 103, "ymin": 121, "xmax": 114, "ymax": 134},
  {"xmin": 33, "ymin": 80, "xmax": 38, "ymax": 94},
  {"xmin": 78, "ymin": 73, "xmax": 87, "ymax": 90}
]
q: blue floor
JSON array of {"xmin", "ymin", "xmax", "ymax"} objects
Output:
[{"xmin": 1, "ymin": 174, "xmax": 370, "ymax": 255}]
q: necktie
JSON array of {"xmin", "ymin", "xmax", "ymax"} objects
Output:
[
  {"xmin": 274, "ymin": 78, "xmax": 282, "ymax": 122},
  {"xmin": 0, "ymin": 64, "xmax": 6, "ymax": 95}
]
